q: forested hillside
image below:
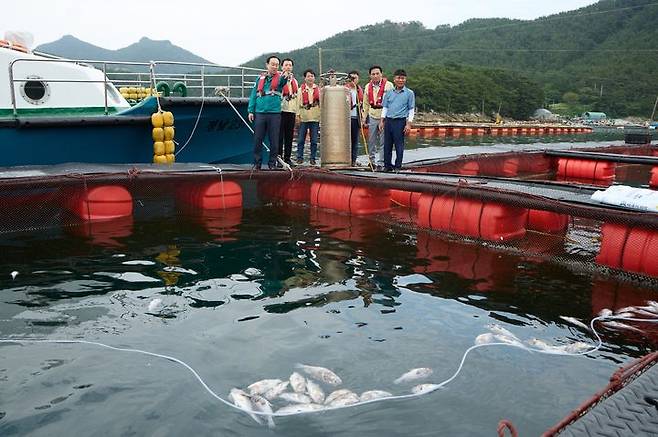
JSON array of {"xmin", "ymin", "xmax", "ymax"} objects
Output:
[{"xmin": 244, "ymin": 0, "xmax": 658, "ymax": 118}]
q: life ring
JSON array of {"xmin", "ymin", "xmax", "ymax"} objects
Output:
[
  {"xmin": 0, "ymin": 39, "xmax": 28, "ymax": 53},
  {"xmin": 172, "ymin": 82, "xmax": 188, "ymax": 97}
]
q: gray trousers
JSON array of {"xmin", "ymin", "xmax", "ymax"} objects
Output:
[{"xmin": 367, "ymin": 116, "xmax": 384, "ymax": 166}]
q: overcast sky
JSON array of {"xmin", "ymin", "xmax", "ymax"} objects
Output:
[{"xmin": 4, "ymin": 0, "xmax": 598, "ymax": 65}]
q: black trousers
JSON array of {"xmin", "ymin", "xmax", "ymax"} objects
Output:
[
  {"xmin": 350, "ymin": 116, "xmax": 360, "ymax": 163},
  {"xmin": 278, "ymin": 111, "xmax": 296, "ymax": 162}
]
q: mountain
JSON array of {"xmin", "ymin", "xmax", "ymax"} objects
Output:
[
  {"xmin": 243, "ymin": 0, "xmax": 658, "ymax": 118},
  {"xmin": 35, "ymin": 36, "xmax": 212, "ymax": 73}
]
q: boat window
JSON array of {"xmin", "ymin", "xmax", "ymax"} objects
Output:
[{"xmin": 20, "ymin": 77, "xmax": 50, "ymax": 105}]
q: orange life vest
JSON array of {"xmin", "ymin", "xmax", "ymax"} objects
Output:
[
  {"xmin": 0, "ymin": 40, "xmax": 28, "ymax": 53},
  {"xmin": 282, "ymin": 78, "xmax": 299, "ymax": 100},
  {"xmin": 301, "ymin": 83, "xmax": 320, "ymax": 108},
  {"xmin": 366, "ymin": 78, "xmax": 387, "ymax": 109},
  {"xmin": 256, "ymin": 72, "xmax": 282, "ymax": 97}
]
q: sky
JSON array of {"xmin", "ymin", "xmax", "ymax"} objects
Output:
[{"xmin": 3, "ymin": 0, "xmax": 598, "ymax": 65}]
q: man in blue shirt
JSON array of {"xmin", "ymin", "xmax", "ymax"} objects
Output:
[{"xmin": 378, "ymin": 69, "xmax": 415, "ymax": 172}]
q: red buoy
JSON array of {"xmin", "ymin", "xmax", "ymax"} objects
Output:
[
  {"xmin": 556, "ymin": 158, "xmax": 616, "ymax": 182},
  {"xmin": 417, "ymin": 194, "xmax": 527, "ymax": 241},
  {"xmin": 310, "ymin": 182, "xmax": 390, "ymax": 215},
  {"xmin": 177, "ymin": 180, "xmax": 242, "ymax": 210},
  {"xmin": 390, "ymin": 189, "xmax": 421, "ymax": 209},
  {"xmin": 649, "ymin": 166, "xmax": 658, "ymax": 188},
  {"xmin": 65, "ymin": 185, "xmax": 133, "ymax": 221},
  {"xmin": 596, "ymin": 223, "xmax": 658, "ymax": 277},
  {"xmin": 258, "ymin": 180, "xmax": 310, "ymax": 203},
  {"xmin": 527, "ymin": 210, "xmax": 569, "ymax": 233}
]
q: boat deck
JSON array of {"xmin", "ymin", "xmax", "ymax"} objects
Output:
[{"xmin": 545, "ymin": 353, "xmax": 658, "ymax": 437}]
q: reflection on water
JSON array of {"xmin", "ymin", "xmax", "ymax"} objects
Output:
[{"xmin": 1, "ymin": 173, "xmax": 656, "ymax": 436}]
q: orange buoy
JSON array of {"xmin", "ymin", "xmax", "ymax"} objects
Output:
[
  {"xmin": 177, "ymin": 180, "xmax": 242, "ymax": 210},
  {"xmin": 310, "ymin": 182, "xmax": 390, "ymax": 215},
  {"xmin": 422, "ymin": 127, "xmax": 435, "ymax": 136},
  {"xmin": 458, "ymin": 161, "xmax": 480, "ymax": 176},
  {"xmin": 596, "ymin": 223, "xmax": 658, "ymax": 277},
  {"xmin": 556, "ymin": 158, "xmax": 616, "ymax": 182},
  {"xmin": 464, "ymin": 128, "xmax": 473, "ymax": 136},
  {"xmin": 527, "ymin": 210, "xmax": 569, "ymax": 233},
  {"xmin": 417, "ymin": 194, "xmax": 527, "ymax": 241},
  {"xmin": 476, "ymin": 128, "xmax": 485, "ymax": 136},
  {"xmin": 437, "ymin": 127, "xmax": 447, "ymax": 136},
  {"xmin": 65, "ymin": 185, "xmax": 133, "ymax": 221},
  {"xmin": 490, "ymin": 128, "xmax": 500, "ymax": 136},
  {"xmin": 391, "ymin": 189, "xmax": 421, "ymax": 209},
  {"xmin": 452, "ymin": 128, "xmax": 461, "ymax": 136}
]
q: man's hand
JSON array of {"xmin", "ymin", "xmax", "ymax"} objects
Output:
[
  {"xmin": 378, "ymin": 119, "xmax": 384, "ymax": 132},
  {"xmin": 248, "ymin": 113, "xmax": 254, "ymax": 123},
  {"xmin": 404, "ymin": 121, "xmax": 411, "ymax": 135}
]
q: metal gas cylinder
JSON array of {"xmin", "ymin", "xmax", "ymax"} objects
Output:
[{"xmin": 320, "ymin": 75, "xmax": 351, "ymax": 168}]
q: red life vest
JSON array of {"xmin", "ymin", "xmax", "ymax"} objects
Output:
[
  {"xmin": 301, "ymin": 83, "xmax": 320, "ymax": 108},
  {"xmin": 282, "ymin": 78, "xmax": 299, "ymax": 99},
  {"xmin": 366, "ymin": 78, "xmax": 387, "ymax": 108},
  {"xmin": 256, "ymin": 72, "xmax": 282, "ymax": 97},
  {"xmin": 348, "ymin": 85, "xmax": 364, "ymax": 109}
]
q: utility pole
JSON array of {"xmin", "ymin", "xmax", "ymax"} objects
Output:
[
  {"xmin": 650, "ymin": 95, "xmax": 658, "ymax": 121},
  {"xmin": 600, "ymin": 84, "xmax": 603, "ymax": 98},
  {"xmin": 318, "ymin": 47, "xmax": 322, "ymax": 76}
]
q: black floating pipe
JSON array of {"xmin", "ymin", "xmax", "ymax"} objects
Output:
[{"xmin": 545, "ymin": 149, "xmax": 658, "ymax": 165}]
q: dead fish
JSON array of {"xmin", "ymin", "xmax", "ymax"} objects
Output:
[
  {"xmin": 295, "ymin": 363, "xmax": 342, "ymax": 386},
  {"xmin": 147, "ymin": 298, "xmax": 163, "ymax": 313},
  {"xmin": 487, "ymin": 324, "xmax": 520, "ymax": 341},
  {"xmin": 359, "ymin": 390, "xmax": 392, "ymax": 402},
  {"xmin": 562, "ymin": 341, "xmax": 592, "ymax": 354},
  {"xmin": 475, "ymin": 333, "xmax": 498, "ymax": 345},
  {"xmin": 598, "ymin": 308, "xmax": 613, "ymax": 318},
  {"xmin": 305, "ymin": 379, "xmax": 325, "ymax": 404},
  {"xmin": 492, "ymin": 334, "xmax": 525, "ymax": 348},
  {"xmin": 559, "ymin": 316, "xmax": 590, "ymax": 331},
  {"xmin": 613, "ymin": 312, "xmax": 635, "ymax": 319},
  {"xmin": 248, "ymin": 379, "xmax": 282, "ymax": 396},
  {"xmin": 394, "ymin": 368, "xmax": 433, "ymax": 384},
  {"xmin": 325, "ymin": 389, "xmax": 356, "ymax": 405},
  {"xmin": 251, "ymin": 394, "xmax": 275, "ymax": 428},
  {"xmin": 327, "ymin": 392, "xmax": 360, "ymax": 407},
  {"xmin": 229, "ymin": 388, "xmax": 262, "ymax": 425},
  {"xmin": 411, "ymin": 384, "xmax": 442, "ymax": 395},
  {"xmin": 10, "ymin": 271, "xmax": 18, "ymax": 280},
  {"xmin": 276, "ymin": 403, "xmax": 325, "ymax": 414},
  {"xmin": 279, "ymin": 392, "xmax": 312, "ymax": 404},
  {"xmin": 289, "ymin": 371, "xmax": 307, "ymax": 393},
  {"xmin": 602, "ymin": 320, "xmax": 644, "ymax": 333},
  {"xmin": 264, "ymin": 381, "xmax": 289, "ymax": 401}
]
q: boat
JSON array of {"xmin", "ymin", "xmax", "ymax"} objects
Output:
[{"xmin": 0, "ymin": 33, "xmax": 263, "ymax": 166}]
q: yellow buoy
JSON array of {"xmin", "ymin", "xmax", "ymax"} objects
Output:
[
  {"xmin": 165, "ymin": 154, "xmax": 175, "ymax": 164},
  {"xmin": 164, "ymin": 126, "xmax": 175, "ymax": 141},
  {"xmin": 119, "ymin": 87, "xmax": 128, "ymax": 94},
  {"xmin": 152, "ymin": 128, "xmax": 165, "ymax": 142},
  {"xmin": 151, "ymin": 112, "xmax": 164, "ymax": 128},
  {"xmin": 153, "ymin": 141, "xmax": 165, "ymax": 156},
  {"xmin": 163, "ymin": 111, "xmax": 174, "ymax": 127},
  {"xmin": 153, "ymin": 154, "xmax": 168, "ymax": 164},
  {"xmin": 164, "ymin": 140, "xmax": 175, "ymax": 154}
]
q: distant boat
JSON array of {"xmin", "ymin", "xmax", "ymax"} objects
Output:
[{"xmin": 0, "ymin": 40, "xmax": 264, "ymax": 166}]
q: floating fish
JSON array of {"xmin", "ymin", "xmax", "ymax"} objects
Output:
[
  {"xmin": 598, "ymin": 308, "xmax": 613, "ymax": 317},
  {"xmin": 295, "ymin": 364, "xmax": 342, "ymax": 386},
  {"xmin": 147, "ymin": 298, "xmax": 162, "ymax": 313},
  {"xmin": 613, "ymin": 312, "xmax": 635, "ymax": 319},
  {"xmin": 276, "ymin": 403, "xmax": 325, "ymax": 414},
  {"xmin": 394, "ymin": 367, "xmax": 433, "ymax": 384},
  {"xmin": 487, "ymin": 324, "xmax": 520, "ymax": 341},
  {"xmin": 305, "ymin": 379, "xmax": 325, "ymax": 404},
  {"xmin": 562, "ymin": 341, "xmax": 592, "ymax": 354},
  {"xmin": 279, "ymin": 392, "xmax": 312, "ymax": 404},
  {"xmin": 559, "ymin": 316, "xmax": 590, "ymax": 331},
  {"xmin": 474, "ymin": 333, "xmax": 498, "ymax": 345},
  {"xmin": 601, "ymin": 320, "xmax": 644, "ymax": 333},
  {"xmin": 411, "ymin": 384, "xmax": 442, "ymax": 395},
  {"xmin": 359, "ymin": 390, "xmax": 392, "ymax": 402},
  {"xmin": 251, "ymin": 394, "xmax": 275, "ymax": 429},
  {"xmin": 327, "ymin": 392, "xmax": 360, "ymax": 407},
  {"xmin": 325, "ymin": 389, "xmax": 356, "ymax": 405},
  {"xmin": 289, "ymin": 372, "xmax": 306, "ymax": 393},
  {"xmin": 229, "ymin": 388, "xmax": 262, "ymax": 425},
  {"xmin": 248, "ymin": 379, "xmax": 282, "ymax": 396},
  {"xmin": 10, "ymin": 271, "xmax": 18, "ymax": 280},
  {"xmin": 264, "ymin": 381, "xmax": 289, "ymax": 401}
]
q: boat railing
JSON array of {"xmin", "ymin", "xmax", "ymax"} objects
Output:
[{"xmin": 8, "ymin": 58, "xmax": 263, "ymax": 116}]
